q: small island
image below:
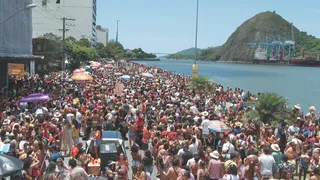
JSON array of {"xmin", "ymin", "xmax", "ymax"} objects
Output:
[{"xmin": 126, "ymin": 48, "xmax": 160, "ymax": 61}]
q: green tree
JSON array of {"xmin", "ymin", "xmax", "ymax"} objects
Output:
[
  {"xmin": 96, "ymin": 42, "xmax": 106, "ymax": 58},
  {"xmin": 189, "ymin": 76, "xmax": 215, "ymax": 94},
  {"xmin": 65, "ymin": 40, "xmax": 98, "ymax": 70},
  {"xmin": 103, "ymin": 41, "xmax": 126, "ymax": 60},
  {"xmin": 246, "ymin": 93, "xmax": 289, "ymax": 126},
  {"xmin": 76, "ymin": 38, "xmax": 90, "ymax": 47}
]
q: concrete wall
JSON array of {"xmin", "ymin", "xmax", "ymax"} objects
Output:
[
  {"xmin": 0, "ymin": 0, "xmax": 33, "ymax": 57},
  {"xmin": 32, "ymin": 0, "xmax": 96, "ymax": 46}
]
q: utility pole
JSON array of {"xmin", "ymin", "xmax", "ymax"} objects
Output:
[
  {"xmin": 59, "ymin": 17, "xmax": 75, "ymax": 70},
  {"xmin": 116, "ymin": 20, "xmax": 120, "ymax": 43},
  {"xmin": 192, "ymin": 0, "xmax": 199, "ymax": 78}
]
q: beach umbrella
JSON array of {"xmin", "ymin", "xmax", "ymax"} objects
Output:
[
  {"xmin": 0, "ymin": 154, "xmax": 23, "ymax": 177},
  {"xmin": 141, "ymin": 72, "xmax": 154, "ymax": 78},
  {"xmin": 71, "ymin": 73, "xmax": 93, "ymax": 81},
  {"xmin": 104, "ymin": 64, "xmax": 114, "ymax": 69},
  {"xmin": 73, "ymin": 69, "xmax": 85, "ymax": 74},
  {"xmin": 20, "ymin": 93, "xmax": 51, "ymax": 103},
  {"xmin": 114, "ymin": 72, "xmax": 123, "ymax": 76},
  {"xmin": 120, "ymin": 75, "xmax": 130, "ymax": 80},
  {"xmin": 208, "ymin": 120, "xmax": 231, "ymax": 133}
]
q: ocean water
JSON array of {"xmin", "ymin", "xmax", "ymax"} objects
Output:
[{"xmin": 139, "ymin": 59, "xmax": 320, "ymax": 113}]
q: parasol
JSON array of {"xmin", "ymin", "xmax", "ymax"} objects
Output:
[
  {"xmin": 114, "ymin": 72, "xmax": 123, "ymax": 76},
  {"xmin": 71, "ymin": 73, "xmax": 93, "ymax": 81},
  {"xmin": 120, "ymin": 75, "xmax": 130, "ymax": 80},
  {"xmin": 0, "ymin": 154, "xmax": 23, "ymax": 177},
  {"xmin": 104, "ymin": 64, "xmax": 114, "ymax": 69},
  {"xmin": 208, "ymin": 120, "xmax": 231, "ymax": 132},
  {"xmin": 73, "ymin": 68, "xmax": 85, "ymax": 74},
  {"xmin": 20, "ymin": 93, "xmax": 51, "ymax": 103},
  {"xmin": 141, "ymin": 72, "xmax": 154, "ymax": 78}
]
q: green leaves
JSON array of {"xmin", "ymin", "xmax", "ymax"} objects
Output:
[
  {"xmin": 65, "ymin": 40, "xmax": 98, "ymax": 70},
  {"xmin": 102, "ymin": 42, "xmax": 126, "ymax": 60},
  {"xmin": 189, "ymin": 76, "xmax": 215, "ymax": 94},
  {"xmin": 245, "ymin": 93, "xmax": 290, "ymax": 126}
]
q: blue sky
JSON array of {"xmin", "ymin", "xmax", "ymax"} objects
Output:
[{"xmin": 97, "ymin": 0, "xmax": 320, "ymax": 54}]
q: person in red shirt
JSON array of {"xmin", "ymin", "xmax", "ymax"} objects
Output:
[{"xmin": 142, "ymin": 127, "xmax": 151, "ymax": 150}]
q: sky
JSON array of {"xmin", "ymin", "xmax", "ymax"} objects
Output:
[{"xmin": 96, "ymin": 0, "xmax": 320, "ymax": 54}]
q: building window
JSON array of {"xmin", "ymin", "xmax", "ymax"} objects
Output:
[
  {"xmin": 37, "ymin": 45, "xmax": 41, "ymax": 51},
  {"xmin": 42, "ymin": 0, "xmax": 47, "ymax": 7},
  {"xmin": 37, "ymin": 65, "xmax": 42, "ymax": 71},
  {"xmin": 43, "ymin": 65, "xmax": 47, "ymax": 70}
]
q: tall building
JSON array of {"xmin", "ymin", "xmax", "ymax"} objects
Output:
[
  {"xmin": 0, "ymin": 0, "xmax": 42, "ymax": 87},
  {"xmin": 96, "ymin": 25, "xmax": 108, "ymax": 45},
  {"xmin": 32, "ymin": 0, "xmax": 97, "ymax": 47}
]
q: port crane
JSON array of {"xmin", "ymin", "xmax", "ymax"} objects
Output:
[{"xmin": 246, "ymin": 36, "xmax": 295, "ymax": 60}]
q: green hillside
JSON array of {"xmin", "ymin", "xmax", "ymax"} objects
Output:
[
  {"xmin": 206, "ymin": 11, "xmax": 320, "ymax": 61},
  {"xmin": 168, "ymin": 47, "xmax": 202, "ymax": 59}
]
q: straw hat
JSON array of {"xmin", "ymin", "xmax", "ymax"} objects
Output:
[
  {"xmin": 209, "ymin": 151, "xmax": 220, "ymax": 159},
  {"xmin": 293, "ymin": 104, "xmax": 301, "ymax": 109},
  {"xmin": 54, "ymin": 112, "xmax": 62, "ymax": 118},
  {"xmin": 224, "ymin": 160, "xmax": 237, "ymax": 170},
  {"xmin": 201, "ymin": 111, "xmax": 209, "ymax": 117},
  {"xmin": 235, "ymin": 121, "xmax": 243, "ymax": 127},
  {"xmin": 309, "ymin": 106, "xmax": 316, "ymax": 111},
  {"xmin": 271, "ymin": 144, "xmax": 280, "ymax": 152}
]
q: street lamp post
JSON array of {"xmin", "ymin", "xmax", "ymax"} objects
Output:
[
  {"xmin": 116, "ymin": 20, "xmax": 120, "ymax": 43},
  {"xmin": 0, "ymin": 4, "xmax": 37, "ymax": 25},
  {"xmin": 192, "ymin": 0, "xmax": 199, "ymax": 78}
]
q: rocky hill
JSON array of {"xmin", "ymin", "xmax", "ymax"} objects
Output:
[
  {"xmin": 207, "ymin": 11, "xmax": 320, "ymax": 61},
  {"xmin": 167, "ymin": 47, "xmax": 202, "ymax": 59}
]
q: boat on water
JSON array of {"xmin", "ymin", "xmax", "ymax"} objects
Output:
[{"xmin": 252, "ymin": 46, "xmax": 320, "ymax": 67}]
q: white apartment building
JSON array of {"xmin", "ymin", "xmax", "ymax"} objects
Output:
[
  {"xmin": 32, "ymin": 0, "xmax": 97, "ymax": 47},
  {"xmin": 96, "ymin": 25, "xmax": 108, "ymax": 45}
]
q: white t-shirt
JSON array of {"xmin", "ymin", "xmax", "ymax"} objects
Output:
[
  {"xmin": 187, "ymin": 158, "xmax": 195, "ymax": 166},
  {"xmin": 201, "ymin": 119, "xmax": 210, "ymax": 135},
  {"xmin": 222, "ymin": 142, "xmax": 235, "ymax": 154},
  {"xmin": 76, "ymin": 111, "xmax": 82, "ymax": 124},
  {"xmin": 258, "ymin": 154, "xmax": 275, "ymax": 175},
  {"xmin": 189, "ymin": 143, "xmax": 198, "ymax": 155}
]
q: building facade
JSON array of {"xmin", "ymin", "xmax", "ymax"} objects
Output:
[
  {"xmin": 32, "ymin": 0, "xmax": 97, "ymax": 47},
  {"xmin": 0, "ymin": 0, "xmax": 41, "ymax": 87},
  {"xmin": 96, "ymin": 25, "xmax": 108, "ymax": 45}
]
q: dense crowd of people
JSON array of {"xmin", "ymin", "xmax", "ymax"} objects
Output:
[{"xmin": 0, "ymin": 61, "xmax": 320, "ymax": 180}]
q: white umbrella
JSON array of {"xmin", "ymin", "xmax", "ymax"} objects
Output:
[
  {"xmin": 120, "ymin": 75, "xmax": 130, "ymax": 80},
  {"xmin": 114, "ymin": 72, "xmax": 123, "ymax": 76},
  {"xmin": 141, "ymin": 72, "xmax": 154, "ymax": 78}
]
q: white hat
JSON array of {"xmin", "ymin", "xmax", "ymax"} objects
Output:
[
  {"xmin": 271, "ymin": 144, "xmax": 280, "ymax": 152},
  {"xmin": 54, "ymin": 112, "xmax": 62, "ymax": 118},
  {"xmin": 293, "ymin": 104, "xmax": 301, "ymax": 109},
  {"xmin": 201, "ymin": 111, "xmax": 209, "ymax": 117},
  {"xmin": 210, "ymin": 151, "xmax": 220, "ymax": 159}
]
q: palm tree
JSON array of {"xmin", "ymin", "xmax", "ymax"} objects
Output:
[
  {"xmin": 189, "ymin": 75, "xmax": 215, "ymax": 94},
  {"xmin": 247, "ymin": 93, "xmax": 289, "ymax": 126}
]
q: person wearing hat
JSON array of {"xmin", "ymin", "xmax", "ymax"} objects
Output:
[
  {"xmin": 271, "ymin": 144, "xmax": 283, "ymax": 178},
  {"xmin": 222, "ymin": 160, "xmax": 239, "ymax": 180},
  {"xmin": 207, "ymin": 151, "xmax": 222, "ymax": 179}
]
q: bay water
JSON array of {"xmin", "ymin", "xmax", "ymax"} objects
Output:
[{"xmin": 139, "ymin": 59, "xmax": 320, "ymax": 113}]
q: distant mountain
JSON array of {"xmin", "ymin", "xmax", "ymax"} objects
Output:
[
  {"xmin": 167, "ymin": 48, "xmax": 202, "ymax": 59},
  {"xmin": 206, "ymin": 11, "xmax": 320, "ymax": 61}
]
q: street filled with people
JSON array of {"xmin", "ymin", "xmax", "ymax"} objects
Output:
[{"xmin": 0, "ymin": 61, "xmax": 320, "ymax": 180}]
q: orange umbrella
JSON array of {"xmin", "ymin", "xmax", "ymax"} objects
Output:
[{"xmin": 71, "ymin": 73, "xmax": 93, "ymax": 81}]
